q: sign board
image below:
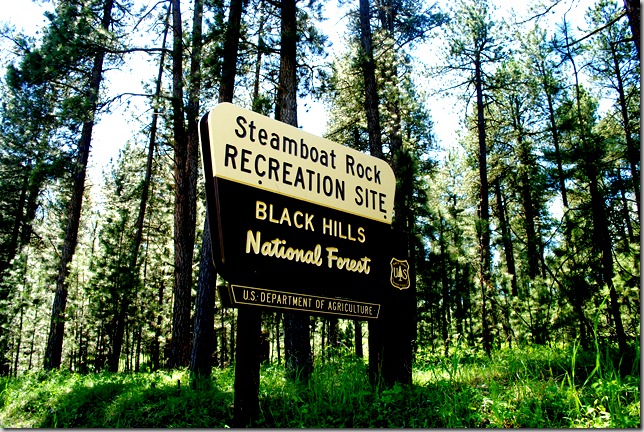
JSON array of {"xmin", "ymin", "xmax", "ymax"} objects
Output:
[{"xmin": 199, "ymin": 103, "xmax": 409, "ymax": 319}]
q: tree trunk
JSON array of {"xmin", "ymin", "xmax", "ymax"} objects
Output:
[
  {"xmin": 13, "ymin": 303, "xmax": 23, "ymax": 376},
  {"xmin": 109, "ymin": 3, "xmax": 170, "ymax": 373},
  {"xmin": 44, "ymin": 0, "xmax": 114, "ymax": 370},
  {"xmin": 354, "ymin": 320, "xmax": 363, "ymax": 357},
  {"xmin": 610, "ymin": 42, "xmax": 640, "ymax": 216},
  {"xmin": 494, "ymin": 179, "xmax": 517, "ymax": 296},
  {"xmin": 284, "ymin": 313, "xmax": 312, "ymax": 380},
  {"xmin": 617, "ymin": 169, "xmax": 634, "ymax": 244},
  {"xmin": 276, "ymin": 312, "xmax": 281, "ymax": 365},
  {"xmin": 358, "ymin": 0, "xmax": 384, "ymax": 159},
  {"xmin": 276, "ymin": 0, "xmax": 313, "ymax": 382},
  {"xmin": 328, "ymin": 317, "xmax": 339, "ymax": 349},
  {"xmin": 169, "ymin": 0, "xmax": 202, "ymax": 368},
  {"xmin": 252, "ymin": 0, "xmax": 267, "ymax": 111},
  {"xmin": 28, "ymin": 303, "xmax": 38, "ymax": 371},
  {"xmin": 191, "ymin": 0, "xmax": 244, "ymax": 381},
  {"xmin": 623, "ymin": 0, "xmax": 640, "ymax": 58},
  {"xmin": 474, "ymin": 54, "xmax": 492, "ymax": 356},
  {"xmin": 517, "ymin": 138, "xmax": 540, "ymax": 280},
  {"xmin": 358, "ymin": 0, "xmax": 388, "ymax": 385},
  {"xmin": 439, "ymin": 219, "xmax": 450, "ymax": 356},
  {"xmin": 545, "ymin": 91, "xmax": 569, "ymax": 209},
  {"xmin": 587, "ymin": 162, "xmax": 628, "ymax": 364}
]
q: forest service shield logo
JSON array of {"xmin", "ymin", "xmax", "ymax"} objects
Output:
[{"xmin": 390, "ymin": 258, "xmax": 410, "ymax": 290}]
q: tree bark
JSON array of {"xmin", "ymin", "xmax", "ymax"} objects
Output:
[
  {"xmin": 623, "ymin": 0, "xmax": 640, "ymax": 58},
  {"xmin": 610, "ymin": 42, "xmax": 640, "ymax": 216},
  {"xmin": 545, "ymin": 91, "xmax": 569, "ymax": 209},
  {"xmin": 354, "ymin": 320, "xmax": 363, "ymax": 357},
  {"xmin": 494, "ymin": 179, "xmax": 517, "ymax": 297},
  {"xmin": 517, "ymin": 137, "xmax": 540, "ymax": 280},
  {"xmin": 191, "ymin": 0, "xmax": 244, "ymax": 381},
  {"xmin": 587, "ymin": 161, "xmax": 628, "ymax": 365},
  {"xmin": 169, "ymin": 0, "xmax": 202, "ymax": 368},
  {"xmin": 275, "ymin": 0, "xmax": 313, "ymax": 382},
  {"xmin": 44, "ymin": 0, "xmax": 114, "ymax": 370},
  {"xmin": 474, "ymin": 54, "xmax": 492, "ymax": 356},
  {"xmin": 358, "ymin": 0, "xmax": 384, "ymax": 159}
]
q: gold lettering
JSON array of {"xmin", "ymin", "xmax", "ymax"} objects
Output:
[
  {"xmin": 294, "ymin": 211, "xmax": 304, "ymax": 228},
  {"xmin": 269, "ymin": 204, "xmax": 279, "ymax": 223},
  {"xmin": 256, "ymin": 201, "xmax": 314, "ymax": 231},
  {"xmin": 322, "ymin": 217, "xmax": 332, "ymax": 236},
  {"xmin": 305, "ymin": 214, "xmax": 315, "ymax": 231},
  {"xmin": 256, "ymin": 201, "xmax": 267, "ymax": 220},
  {"xmin": 245, "ymin": 230, "xmax": 323, "ymax": 266},
  {"xmin": 338, "ymin": 221, "xmax": 347, "ymax": 240},
  {"xmin": 347, "ymin": 224, "xmax": 356, "ymax": 241},
  {"xmin": 357, "ymin": 227, "xmax": 366, "ymax": 243},
  {"xmin": 326, "ymin": 246, "xmax": 371, "ymax": 274},
  {"xmin": 279, "ymin": 207, "xmax": 292, "ymax": 226},
  {"xmin": 246, "ymin": 229, "xmax": 261, "ymax": 254}
]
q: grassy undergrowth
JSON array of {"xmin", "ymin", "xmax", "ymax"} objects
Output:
[{"xmin": 0, "ymin": 345, "xmax": 639, "ymax": 428}]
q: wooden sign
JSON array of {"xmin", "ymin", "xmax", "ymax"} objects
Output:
[{"xmin": 199, "ymin": 103, "xmax": 409, "ymax": 319}]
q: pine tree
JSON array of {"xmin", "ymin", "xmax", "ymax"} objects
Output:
[
  {"xmin": 443, "ymin": 0, "xmax": 505, "ymax": 355},
  {"xmin": 169, "ymin": 0, "xmax": 204, "ymax": 368},
  {"xmin": 38, "ymin": 0, "xmax": 118, "ymax": 370}
]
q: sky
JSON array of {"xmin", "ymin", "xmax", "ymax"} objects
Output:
[{"xmin": 0, "ymin": 0, "xmax": 598, "ymax": 185}]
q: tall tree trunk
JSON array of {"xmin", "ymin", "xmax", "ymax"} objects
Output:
[
  {"xmin": 566, "ymin": 22, "xmax": 627, "ymax": 357},
  {"xmin": 494, "ymin": 179, "xmax": 517, "ymax": 297},
  {"xmin": 545, "ymin": 91, "xmax": 569, "ymax": 209},
  {"xmin": 517, "ymin": 137, "xmax": 540, "ymax": 280},
  {"xmin": 587, "ymin": 162, "xmax": 628, "ymax": 365},
  {"xmin": 151, "ymin": 277, "xmax": 164, "ymax": 371},
  {"xmin": 358, "ymin": 0, "xmax": 384, "ymax": 159},
  {"xmin": 439, "ymin": 222, "xmax": 450, "ymax": 357},
  {"xmin": 328, "ymin": 317, "xmax": 339, "ymax": 349},
  {"xmin": 108, "ymin": 5, "xmax": 170, "ymax": 373},
  {"xmin": 617, "ymin": 169, "xmax": 634, "ymax": 244},
  {"xmin": 358, "ymin": 0, "xmax": 386, "ymax": 384},
  {"xmin": 623, "ymin": 0, "xmax": 640, "ymax": 58},
  {"xmin": 474, "ymin": 54, "xmax": 492, "ymax": 356},
  {"xmin": 169, "ymin": 0, "xmax": 203, "ymax": 368},
  {"xmin": 13, "ymin": 303, "xmax": 24, "ymax": 376},
  {"xmin": 354, "ymin": 320, "xmax": 363, "ymax": 357},
  {"xmin": 191, "ymin": 0, "xmax": 244, "ymax": 381},
  {"xmin": 275, "ymin": 0, "xmax": 313, "ymax": 382},
  {"xmin": 44, "ymin": 0, "xmax": 114, "ymax": 370},
  {"xmin": 610, "ymin": 42, "xmax": 640, "ymax": 216},
  {"xmin": 28, "ymin": 303, "xmax": 39, "ymax": 371},
  {"xmin": 276, "ymin": 312, "xmax": 281, "ymax": 365},
  {"xmin": 252, "ymin": 0, "xmax": 267, "ymax": 111}
]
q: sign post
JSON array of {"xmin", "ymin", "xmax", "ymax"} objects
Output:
[{"xmin": 199, "ymin": 103, "xmax": 412, "ymax": 423}]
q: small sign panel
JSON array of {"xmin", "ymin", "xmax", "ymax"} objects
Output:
[
  {"xmin": 201, "ymin": 103, "xmax": 396, "ymax": 223},
  {"xmin": 199, "ymin": 103, "xmax": 406, "ymax": 319},
  {"xmin": 228, "ymin": 285, "xmax": 380, "ymax": 319}
]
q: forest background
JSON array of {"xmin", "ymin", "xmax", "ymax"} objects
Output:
[{"xmin": 0, "ymin": 0, "xmax": 640, "ymax": 427}]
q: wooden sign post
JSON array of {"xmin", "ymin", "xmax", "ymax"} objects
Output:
[{"xmin": 199, "ymin": 103, "xmax": 412, "ymax": 425}]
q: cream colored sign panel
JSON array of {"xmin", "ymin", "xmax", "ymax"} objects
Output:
[{"xmin": 202, "ymin": 103, "xmax": 396, "ymax": 223}]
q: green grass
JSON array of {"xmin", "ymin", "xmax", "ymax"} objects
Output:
[{"xmin": 0, "ymin": 345, "xmax": 639, "ymax": 428}]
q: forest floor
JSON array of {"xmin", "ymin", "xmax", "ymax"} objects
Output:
[{"xmin": 0, "ymin": 344, "xmax": 639, "ymax": 428}]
